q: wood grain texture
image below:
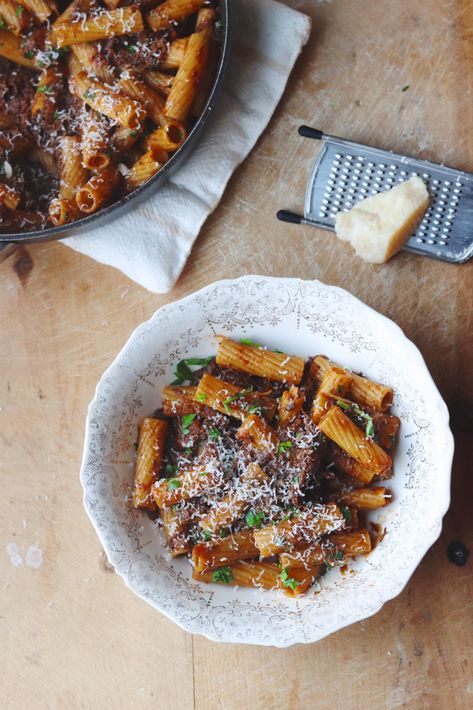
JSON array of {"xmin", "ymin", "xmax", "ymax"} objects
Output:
[{"xmin": 1, "ymin": 1, "xmax": 473, "ymax": 708}]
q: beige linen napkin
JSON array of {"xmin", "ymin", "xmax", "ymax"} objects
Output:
[{"xmin": 64, "ymin": 0, "xmax": 311, "ymax": 292}]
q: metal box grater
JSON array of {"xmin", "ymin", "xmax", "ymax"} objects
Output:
[{"xmin": 278, "ymin": 127, "xmax": 473, "ymax": 263}]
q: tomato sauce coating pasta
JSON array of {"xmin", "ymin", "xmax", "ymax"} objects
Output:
[{"xmin": 131, "ymin": 339, "xmax": 398, "ymax": 598}]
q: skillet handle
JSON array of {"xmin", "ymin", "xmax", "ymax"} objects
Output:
[{"xmin": 0, "ymin": 242, "xmax": 18, "ymax": 263}]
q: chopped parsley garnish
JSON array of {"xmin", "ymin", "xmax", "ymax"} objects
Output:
[
  {"xmin": 127, "ymin": 45, "xmax": 138, "ymax": 54},
  {"xmin": 295, "ymin": 431, "xmax": 303, "ymax": 440},
  {"xmin": 247, "ymin": 404, "xmax": 261, "ymax": 415},
  {"xmin": 83, "ymin": 89, "xmax": 95, "ymax": 99},
  {"xmin": 402, "ymin": 84, "xmax": 410, "ymax": 92},
  {"xmin": 219, "ymin": 527, "xmax": 228, "ymax": 539},
  {"xmin": 181, "ymin": 413, "xmax": 197, "ymax": 436},
  {"xmin": 166, "ymin": 478, "xmax": 181, "ymax": 490},
  {"xmin": 351, "ymin": 403, "xmax": 375, "ymax": 438},
  {"xmin": 53, "ymin": 110, "xmax": 62, "ymax": 120},
  {"xmin": 183, "ymin": 447, "xmax": 193, "ymax": 456},
  {"xmin": 171, "ymin": 356, "xmax": 213, "ymax": 385},
  {"xmin": 37, "ymin": 85, "xmax": 54, "ymax": 94},
  {"xmin": 201, "ymin": 529, "xmax": 212, "ymax": 541},
  {"xmin": 245, "ymin": 510, "xmax": 265, "ymax": 529},
  {"xmin": 280, "ymin": 506, "xmax": 300, "ymax": 522},
  {"xmin": 211, "ymin": 566, "xmax": 233, "ymax": 584},
  {"xmin": 223, "ymin": 386, "xmax": 253, "ymax": 413},
  {"xmin": 16, "ymin": 4, "xmax": 22, "ymax": 16},
  {"xmin": 335, "ymin": 550, "xmax": 344, "ymax": 561},
  {"xmin": 274, "ymin": 349, "xmax": 284, "ymax": 354},
  {"xmin": 0, "ymin": 18, "xmax": 4, "ymax": 28},
  {"xmin": 196, "ymin": 392, "xmax": 206, "ymax": 402},
  {"xmin": 130, "ymin": 130, "xmax": 138, "ymax": 137},
  {"xmin": 209, "ymin": 427, "xmax": 220, "ymax": 441},
  {"xmin": 165, "ymin": 463, "xmax": 177, "ymax": 475},
  {"xmin": 199, "ymin": 470, "xmax": 209, "ymax": 476},
  {"xmin": 278, "ymin": 440, "xmax": 293, "ymax": 453},
  {"xmin": 336, "ymin": 400, "xmax": 374, "ymax": 438},
  {"xmin": 279, "ymin": 567, "xmax": 299, "ymax": 591},
  {"xmin": 340, "ymin": 506, "xmax": 352, "ymax": 523},
  {"xmin": 240, "ymin": 338, "xmax": 261, "ymax": 348},
  {"xmin": 133, "ymin": 440, "xmax": 138, "ymax": 452},
  {"xmin": 23, "ymin": 50, "xmax": 34, "ymax": 59},
  {"xmin": 336, "ymin": 399, "xmax": 350, "ymax": 410}
]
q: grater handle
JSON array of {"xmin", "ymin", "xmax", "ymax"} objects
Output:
[
  {"xmin": 276, "ymin": 210, "xmax": 304, "ymax": 224},
  {"xmin": 298, "ymin": 126, "xmax": 324, "ymax": 140}
]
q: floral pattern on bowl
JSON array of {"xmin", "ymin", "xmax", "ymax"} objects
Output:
[{"xmin": 80, "ymin": 276, "xmax": 453, "ymax": 647}]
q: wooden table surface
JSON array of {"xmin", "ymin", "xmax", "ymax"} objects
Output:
[{"xmin": 2, "ymin": 1, "xmax": 473, "ymax": 708}]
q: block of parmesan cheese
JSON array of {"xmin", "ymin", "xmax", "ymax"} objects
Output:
[{"xmin": 334, "ymin": 176, "xmax": 429, "ymax": 263}]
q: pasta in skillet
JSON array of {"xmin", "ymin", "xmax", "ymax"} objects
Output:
[
  {"xmin": 0, "ymin": 0, "xmax": 220, "ymax": 231},
  {"xmin": 132, "ymin": 337, "xmax": 399, "ymax": 598}
]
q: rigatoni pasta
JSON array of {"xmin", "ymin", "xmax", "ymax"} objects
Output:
[
  {"xmin": 0, "ymin": 0, "xmax": 221, "ymax": 232},
  {"xmin": 132, "ymin": 417, "xmax": 167, "ymax": 509},
  {"xmin": 132, "ymin": 337, "xmax": 399, "ymax": 597}
]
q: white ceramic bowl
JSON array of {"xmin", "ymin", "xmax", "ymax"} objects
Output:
[{"xmin": 80, "ymin": 276, "xmax": 453, "ymax": 647}]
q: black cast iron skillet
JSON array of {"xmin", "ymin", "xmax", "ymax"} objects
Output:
[{"xmin": 0, "ymin": 0, "xmax": 232, "ymax": 260}]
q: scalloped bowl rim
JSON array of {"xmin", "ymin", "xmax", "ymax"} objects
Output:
[{"xmin": 80, "ymin": 276, "xmax": 454, "ymax": 647}]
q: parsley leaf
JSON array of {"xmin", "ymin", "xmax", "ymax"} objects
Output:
[
  {"xmin": 247, "ymin": 404, "xmax": 261, "ymax": 415},
  {"xmin": 278, "ymin": 440, "xmax": 293, "ymax": 453},
  {"xmin": 336, "ymin": 400, "xmax": 375, "ymax": 438},
  {"xmin": 53, "ymin": 110, "xmax": 62, "ymax": 119},
  {"xmin": 127, "ymin": 45, "xmax": 138, "ymax": 54},
  {"xmin": 37, "ymin": 85, "xmax": 54, "ymax": 94},
  {"xmin": 340, "ymin": 505, "xmax": 352, "ymax": 523},
  {"xmin": 181, "ymin": 413, "xmax": 197, "ymax": 436},
  {"xmin": 279, "ymin": 567, "xmax": 299, "ymax": 591},
  {"xmin": 196, "ymin": 392, "xmax": 206, "ymax": 402},
  {"xmin": 209, "ymin": 427, "xmax": 220, "ymax": 441},
  {"xmin": 133, "ymin": 440, "xmax": 138, "ymax": 452},
  {"xmin": 172, "ymin": 360, "xmax": 192, "ymax": 385},
  {"xmin": 171, "ymin": 356, "xmax": 213, "ymax": 385},
  {"xmin": 211, "ymin": 566, "xmax": 233, "ymax": 584},
  {"xmin": 83, "ymin": 89, "xmax": 95, "ymax": 99},
  {"xmin": 351, "ymin": 403, "xmax": 375, "ymax": 438},
  {"xmin": 219, "ymin": 527, "xmax": 228, "ymax": 539},
  {"xmin": 402, "ymin": 84, "xmax": 410, "ymax": 92},
  {"xmin": 167, "ymin": 479, "xmax": 181, "ymax": 490},
  {"xmin": 164, "ymin": 463, "xmax": 177, "ymax": 475},
  {"xmin": 335, "ymin": 550, "xmax": 344, "ymax": 561},
  {"xmin": 16, "ymin": 4, "xmax": 22, "ymax": 16},
  {"xmin": 246, "ymin": 510, "xmax": 265, "ymax": 529},
  {"xmin": 201, "ymin": 529, "xmax": 212, "ymax": 541},
  {"xmin": 23, "ymin": 50, "xmax": 34, "ymax": 59},
  {"xmin": 240, "ymin": 338, "xmax": 261, "ymax": 348},
  {"xmin": 336, "ymin": 399, "xmax": 350, "ymax": 410},
  {"xmin": 223, "ymin": 386, "xmax": 253, "ymax": 413},
  {"xmin": 0, "ymin": 17, "xmax": 4, "ymax": 27}
]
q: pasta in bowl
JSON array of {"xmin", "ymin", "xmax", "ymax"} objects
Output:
[
  {"xmin": 80, "ymin": 276, "xmax": 453, "ymax": 646},
  {"xmin": 132, "ymin": 339, "xmax": 398, "ymax": 598}
]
